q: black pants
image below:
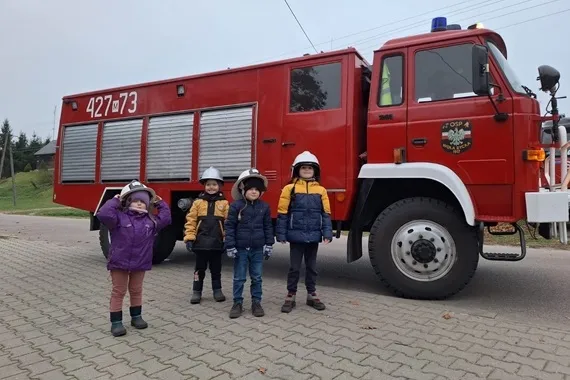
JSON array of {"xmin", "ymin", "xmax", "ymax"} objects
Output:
[
  {"xmin": 193, "ymin": 250, "xmax": 223, "ymax": 291},
  {"xmin": 286, "ymin": 243, "xmax": 319, "ymax": 294}
]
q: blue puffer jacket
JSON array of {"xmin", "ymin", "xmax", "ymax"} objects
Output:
[
  {"xmin": 224, "ymin": 198, "xmax": 274, "ymax": 250},
  {"xmin": 276, "ymin": 178, "xmax": 333, "ymax": 244}
]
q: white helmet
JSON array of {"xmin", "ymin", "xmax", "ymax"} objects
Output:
[
  {"xmin": 119, "ymin": 180, "xmax": 155, "ymax": 201},
  {"xmin": 200, "ymin": 166, "xmax": 224, "ymax": 184},
  {"xmin": 291, "ymin": 150, "xmax": 320, "ymax": 180},
  {"xmin": 231, "ymin": 168, "xmax": 268, "ymax": 200}
]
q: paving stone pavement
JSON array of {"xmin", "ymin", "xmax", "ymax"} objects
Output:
[{"xmin": 2, "ymin": 235, "xmax": 570, "ymax": 380}]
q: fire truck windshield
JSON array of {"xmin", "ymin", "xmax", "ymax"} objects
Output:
[{"xmin": 486, "ymin": 40, "xmax": 527, "ymax": 96}]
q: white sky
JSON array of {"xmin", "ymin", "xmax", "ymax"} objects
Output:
[{"xmin": 0, "ymin": 0, "xmax": 568, "ymax": 139}]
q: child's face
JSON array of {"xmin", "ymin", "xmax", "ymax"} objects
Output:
[
  {"xmin": 299, "ymin": 165, "xmax": 314, "ymax": 179},
  {"xmin": 245, "ymin": 188, "xmax": 260, "ymax": 201},
  {"xmin": 129, "ymin": 199, "xmax": 147, "ymax": 212},
  {"xmin": 204, "ymin": 179, "xmax": 220, "ymax": 194}
]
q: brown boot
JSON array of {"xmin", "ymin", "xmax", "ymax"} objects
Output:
[{"xmin": 281, "ymin": 293, "xmax": 296, "ymax": 313}]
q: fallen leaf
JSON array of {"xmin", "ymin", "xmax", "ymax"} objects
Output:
[
  {"xmin": 349, "ymin": 300, "xmax": 360, "ymax": 306},
  {"xmin": 258, "ymin": 368, "xmax": 266, "ymax": 374},
  {"xmin": 361, "ymin": 325, "xmax": 377, "ymax": 330},
  {"xmin": 442, "ymin": 312, "xmax": 453, "ymax": 320}
]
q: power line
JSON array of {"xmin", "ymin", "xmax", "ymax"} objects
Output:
[
  {"xmin": 283, "ymin": 0, "xmax": 318, "ymax": 53},
  {"xmin": 247, "ymin": 0, "xmax": 497, "ymax": 65},
  {"xmin": 354, "ymin": 0, "xmax": 563, "ymax": 52},
  {"xmin": 497, "ymin": 7, "xmax": 570, "ymax": 30}
]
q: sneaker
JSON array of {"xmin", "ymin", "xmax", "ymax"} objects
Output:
[
  {"xmin": 252, "ymin": 301, "xmax": 265, "ymax": 317},
  {"xmin": 281, "ymin": 293, "xmax": 296, "ymax": 313},
  {"xmin": 306, "ymin": 292, "xmax": 326, "ymax": 310},
  {"xmin": 229, "ymin": 302, "xmax": 243, "ymax": 319}
]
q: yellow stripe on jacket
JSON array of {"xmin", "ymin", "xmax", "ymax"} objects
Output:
[
  {"xmin": 183, "ymin": 198, "xmax": 229, "ymax": 242},
  {"xmin": 277, "ymin": 178, "xmax": 331, "ymax": 215}
]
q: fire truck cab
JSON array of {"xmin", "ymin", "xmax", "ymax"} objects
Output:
[{"xmin": 53, "ymin": 17, "xmax": 569, "ymax": 300}]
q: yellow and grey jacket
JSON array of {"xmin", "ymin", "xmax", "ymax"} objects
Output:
[
  {"xmin": 276, "ymin": 178, "xmax": 333, "ymax": 244},
  {"xmin": 183, "ymin": 192, "xmax": 229, "ymax": 251}
]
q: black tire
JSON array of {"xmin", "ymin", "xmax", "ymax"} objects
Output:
[
  {"xmin": 97, "ymin": 224, "xmax": 177, "ymax": 265},
  {"xmin": 368, "ymin": 197, "xmax": 479, "ymax": 300},
  {"xmin": 152, "ymin": 224, "xmax": 177, "ymax": 265},
  {"xmin": 99, "ymin": 225, "xmax": 111, "ymax": 259}
]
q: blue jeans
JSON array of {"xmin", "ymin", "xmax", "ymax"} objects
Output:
[{"xmin": 232, "ymin": 247, "xmax": 263, "ymax": 304}]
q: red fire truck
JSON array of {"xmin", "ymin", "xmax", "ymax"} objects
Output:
[{"xmin": 53, "ymin": 17, "xmax": 569, "ymax": 300}]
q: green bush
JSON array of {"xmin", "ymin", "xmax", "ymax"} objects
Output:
[
  {"xmin": 36, "ymin": 169, "xmax": 53, "ymax": 187},
  {"xmin": 23, "ymin": 163, "xmax": 32, "ymax": 172},
  {"xmin": 39, "ymin": 161, "xmax": 48, "ymax": 171}
]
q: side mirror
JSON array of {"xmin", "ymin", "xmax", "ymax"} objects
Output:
[
  {"xmin": 537, "ymin": 65, "xmax": 560, "ymax": 93},
  {"xmin": 472, "ymin": 44, "xmax": 490, "ymax": 95}
]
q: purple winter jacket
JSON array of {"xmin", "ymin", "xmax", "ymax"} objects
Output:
[{"xmin": 96, "ymin": 197, "xmax": 172, "ymax": 271}]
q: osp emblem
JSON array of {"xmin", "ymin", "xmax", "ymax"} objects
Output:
[{"xmin": 441, "ymin": 119, "xmax": 472, "ymax": 154}]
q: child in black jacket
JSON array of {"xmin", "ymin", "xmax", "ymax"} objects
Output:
[{"xmin": 224, "ymin": 168, "xmax": 274, "ymax": 319}]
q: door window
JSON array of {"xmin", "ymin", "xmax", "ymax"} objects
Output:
[
  {"xmin": 378, "ymin": 55, "xmax": 404, "ymax": 107},
  {"xmin": 289, "ymin": 62, "xmax": 342, "ymax": 112},
  {"xmin": 415, "ymin": 44, "xmax": 482, "ymax": 103}
]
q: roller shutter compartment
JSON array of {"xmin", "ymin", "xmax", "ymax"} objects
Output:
[
  {"xmin": 198, "ymin": 106, "xmax": 254, "ymax": 178},
  {"xmin": 60, "ymin": 123, "xmax": 98, "ymax": 183},
  {"xmin": 146, "ymin": 113, "xmax": 194, "ymax": 181},
  {"xmin": 100, "ymin": 119, "xmax": 143, "ymax": 182}
]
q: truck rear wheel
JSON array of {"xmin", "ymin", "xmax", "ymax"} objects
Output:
[
  {"xmin": 368, "ymin": 197, "xmax": 479, "ymax": 300},
  {"xmin": 98, "ymin": 225, "xmax": 177, "ymax": 265}
]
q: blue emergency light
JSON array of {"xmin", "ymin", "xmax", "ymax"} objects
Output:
[{"xmin": 431, "ymin": 17, "xmax": 447, "ymax": 32}]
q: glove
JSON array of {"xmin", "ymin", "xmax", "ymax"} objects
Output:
[
  {"xmin": 226, "ymin": 247, "xmax": 238, "ymax": 259},
  {"xmin": 263, "ymin": 245, "xmax": 273, "ymax": 260},
  {"xmin": 185, "ymin": 241, "xmax": 193, "ymax": 252}
]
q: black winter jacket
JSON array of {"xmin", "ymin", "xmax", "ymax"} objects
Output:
[{"xmin": 224, "ymin": 198, "xmax": 274, "ymax": 250}]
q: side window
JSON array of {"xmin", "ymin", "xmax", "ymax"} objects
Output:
[
  {"xmin": 415, "ymin": 44, "xmax": 479, "ymax": 102},
  {"xmin": 289, "ymin": 62, "xmax": 341, "ymax": 112},
  {"xmin": 378, "ymin": 55, "xmax": 404, "ymax": 106}
]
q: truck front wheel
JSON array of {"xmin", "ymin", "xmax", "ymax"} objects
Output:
[
  {"xmin": 368, "ymin": 197, "xmax": 479, "ymax": 300},
  {"xmin": 98, "ymin": 225, "xmax": 177, "ymax": 265}
]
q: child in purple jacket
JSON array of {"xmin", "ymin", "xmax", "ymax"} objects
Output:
[{"xmin": 96, "ymin": 180, "xmax": 171, "ymax": 337}]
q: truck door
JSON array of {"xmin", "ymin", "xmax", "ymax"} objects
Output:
[
  {"xmin": 280, "ymin": 57, "xmax": 348, "ymax": 191},
  {"xmin": 406, "ymin": 40, "xmax": 514, "ymax": 216}
]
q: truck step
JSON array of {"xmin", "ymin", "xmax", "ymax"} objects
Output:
[
  {"xmin": 479, "ymin": 251, "xmax": 524, "ymax": 261},
  {"xmin": 479, "ymin": 222, "xmax": 527, "ymax": 262}
]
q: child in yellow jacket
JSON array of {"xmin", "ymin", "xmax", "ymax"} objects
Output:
[
  {"xmin": 183, "ymin": 167, "xmax": 229, "ymax": 304},
  {"xmin": 276, "ymin": 151, "xmax": 332, "ymax": 313}
]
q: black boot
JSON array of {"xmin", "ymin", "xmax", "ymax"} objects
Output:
[
  {"xmin": 129, "ymin": 306, "xmax": 148, "ymax": 329},
  {"xmin": 110, "ymin": 311, "xmax": 127, "ymax": 337},
  {"xmin": 191, "ymin": 280, "xmax": 203, "ymax": 304},
  {"xmin": 213, "ymin": 289, "xmax": 226, "ymax": 302}
]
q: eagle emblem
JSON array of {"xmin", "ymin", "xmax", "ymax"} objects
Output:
[{"xmin": 441, "ymin": 120, "xmax": 472, "ymax": 154}]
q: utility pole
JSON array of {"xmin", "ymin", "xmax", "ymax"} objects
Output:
[
  {"xmin": 9, "ymin": 144, "xmax": 16, "ymax": 206},
  {"xmin": 0, "ymin": 130, "xmax": 8, "ymax": 179},
  {"xmin": 52, "ymin": 105, "xmax": 57, "ymax": 140}
]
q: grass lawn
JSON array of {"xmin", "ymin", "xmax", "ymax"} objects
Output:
[{"xmin": 0, "ymin": 171, "xmax": 89, "ymax": 218}]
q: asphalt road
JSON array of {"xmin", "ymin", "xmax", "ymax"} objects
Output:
[{"xmin": 1, "ymin": 214, "xmax": 570, "ymax": 328}]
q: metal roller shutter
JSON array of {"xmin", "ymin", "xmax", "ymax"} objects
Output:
[
  {"xmin": 198, "ymin": 106, "xmax": 254, "ymax": 178},
  {"xmin": 100, "ymin": 119, "xmax": 143, "ymax": 182},
  {"xmin": 60, "ymin": 123, "xmax": 98, "ymax": 183},
  {"xmin": 146, "ymin": 113, "xmax": 194, "ymax": 181}
]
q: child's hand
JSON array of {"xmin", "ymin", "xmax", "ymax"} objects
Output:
[
  {"xmin": 114, "ymin": 194, "xmax": 121, "ymax": 199},
  {"xmin": 153, "ymin": 195, "xmax": 162, "ymax": 204},
  {"xmin": 226, "ymin": 247, "xmax": 238, "ymax": 259},
  {"xmin": 263, "ymin": 245, "xmax": 273, "ymax": 260},
  {"xmin": 323, "ymin": 239, "xmax": 331, "ymax": 245}
]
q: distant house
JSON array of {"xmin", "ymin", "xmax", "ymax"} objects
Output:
[{"xmin": 34, "ymin": 140, "xmax": 57, "ymax": 169}]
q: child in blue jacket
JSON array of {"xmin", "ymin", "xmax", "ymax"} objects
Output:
[
  {"xmin": 224, "ymin": 168, "xmax": 274, "ymax": 319},
  {"xmin": 276, "ymin": 151, "xmax": 333, "ymax": 313}
]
